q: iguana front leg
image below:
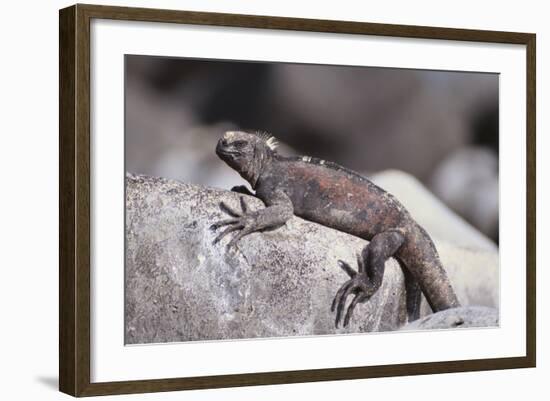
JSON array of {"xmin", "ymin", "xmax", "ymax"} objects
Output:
[
  {"xmin": 331, "ymin": 230, "xmax": 405, "ymax": 327},
  {"xmin": 210, "ymin": 190, "xmax": 293, "ymax": 249}
]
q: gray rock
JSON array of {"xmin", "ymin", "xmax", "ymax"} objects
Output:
[
  {"xmin": 125, "ymin": 174, "xmax": 407, "ymax": 344},
  {"xmin": 430, "ymin": 146, "xmax": 499, "ymax": 239},
  {"xmin": 436, "ymin": 243, "xmax": 498, "ymax": 309},
  {"xmin": 125, "ymin": 173, "xmax": 498, "ymax": 344},
  {"xmin": 401, "ymin": 306, "xmax": 499, "ymax": 330}
]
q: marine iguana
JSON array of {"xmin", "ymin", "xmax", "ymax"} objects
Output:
[{"xmin": 211, "ymin": 130, "xmax": 460, "ymax": 327}]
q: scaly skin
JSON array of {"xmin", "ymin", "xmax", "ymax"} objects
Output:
[{"xmin": 212, "ymin": 130, "xmax": 460, "ymax": 327}]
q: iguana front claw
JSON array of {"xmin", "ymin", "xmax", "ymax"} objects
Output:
[{"xmin": 210, "ymin": 196, "xmax": 257, "ymax": 249}]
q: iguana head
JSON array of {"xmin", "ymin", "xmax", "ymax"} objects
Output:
[{"xmin": 216, "ymin": 130, "xmax": 278, "ymax": 187}]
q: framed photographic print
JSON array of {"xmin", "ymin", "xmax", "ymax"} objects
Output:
[{"xmin": 59, "ymin": 3, "xmax": 536, "ymax": 397}]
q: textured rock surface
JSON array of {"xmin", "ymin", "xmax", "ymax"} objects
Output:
[
  {"xmin": 125, "ymin": 173, "xmax": 499, "ymax": 344},
  {"xmin": 401, "ymin": 306, "xmax": 499, "ymax": 330}
]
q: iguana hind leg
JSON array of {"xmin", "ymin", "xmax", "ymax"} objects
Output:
[{"xmin": 331, "ymin": 230, "xmax": 405, "ymax": 328}]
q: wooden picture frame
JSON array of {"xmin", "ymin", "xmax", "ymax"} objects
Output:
[{"xmin": 59, "ymin": 3, "xmax": 536, "ymax": 397}]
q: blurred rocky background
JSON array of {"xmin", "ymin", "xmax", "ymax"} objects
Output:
[{"xmin": 125, "ymin": 55, "xmax": 499, "ymax": 242}]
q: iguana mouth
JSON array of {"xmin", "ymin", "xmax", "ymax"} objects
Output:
[{"xmin": 215, "ymin": 147, "xmax": 239, "ymax": 157}]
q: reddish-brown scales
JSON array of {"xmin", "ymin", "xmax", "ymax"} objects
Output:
[{"xmin": 263, "ymin": 160, "xmax": 406, "ymax": 240}]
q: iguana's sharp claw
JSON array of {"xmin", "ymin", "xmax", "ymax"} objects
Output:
[
  {"xmin": 331, "ymin": 279, "xmax": 350, "ymax": 313},
  {"xmin": 219, "ymin": 201, "xmax": 242, "ymax": 217},
  {"xmin": 335, "ymin": 282, "xmax": 355, "ymax": 328},
  {"xmin": 210, "ymin": 218, "xmax": 239, "ymax": 231},
  {"xmin": 216, "ymin": 196, "xmax": 250, "ymax": 221},
  {"xmin": 343, "ymin": 294, "xmax": 366, "ymax": 327},
  {"xmin": 213, "ymin": 224, "xmax": 243, "ymax": 244},
  {"xmin": 211, "ymin": 198, "xmax": 256, "ymax": 248},
  {"xmin": 332, "ymin": 258, "xmax": 372, "ymax": 328},
  {"xmin": 226, "ymin": 227, "xmax": 253, "ymax": 250},
  {"xmin": 337, "ymin": 260, "xmax": 357, "ymax": 278},
  {"xmin": 239, "ymin": 196, "xmax": 249, "ymax": 214}
]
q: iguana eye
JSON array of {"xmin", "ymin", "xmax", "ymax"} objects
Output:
[{"xmin": 232, "ymin": 140, "xmax": 247, "ymax": 149}]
